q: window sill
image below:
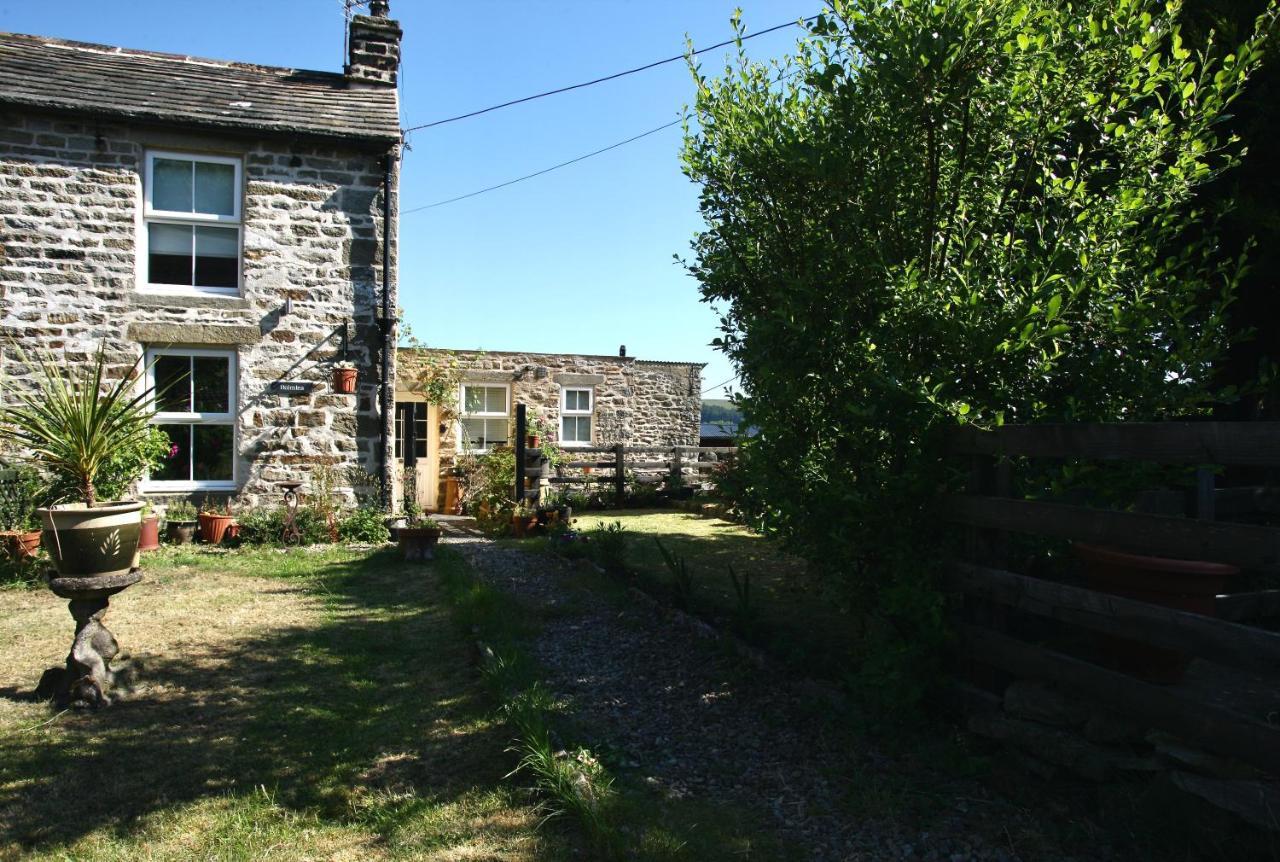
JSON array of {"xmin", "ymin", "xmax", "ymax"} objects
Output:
[
  {"xmin": 141, "ymin": 481, "xmax": 237, "ymax": 494},
  {"xmin": 131, "ymin": 290, "xmax": 250, "ymax": 311}
]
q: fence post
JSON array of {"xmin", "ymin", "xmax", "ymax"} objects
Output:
[
  {"xmin": 514, "ymin": 403, "xmax": 526, "ymax": 505},
  {"xmin": 614, "ymin": 442, "xmax": 626, "ymax": 505},
  {"xmin": 1195, "ymin": 465, "xmax": 1215, "ymax": 521},
  {"xmin": 671, "ymin": 445, "xmax": 683, "ymax": 487}
]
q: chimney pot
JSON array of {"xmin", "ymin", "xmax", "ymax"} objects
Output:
[
  {"xmin": 619, "ymin": 345, "xmax": 627, "ymax": 358},
  {"xmin": 369, "ymin": 0, "xmax": 390, "ymax": 16}
]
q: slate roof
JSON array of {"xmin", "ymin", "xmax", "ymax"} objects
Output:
[{"xmin": 0, "ymin": 32, "xmax": 400, "ymax": 146}]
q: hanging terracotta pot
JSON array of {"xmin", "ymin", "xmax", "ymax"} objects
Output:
[{"xmin": 333, "ymin": 367, "xmax": 358, "ymax": 394}]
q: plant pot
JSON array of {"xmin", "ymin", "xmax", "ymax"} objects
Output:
[
  {"xmin": 527, "ymin": 434, "xmax": 540, "ymax": 449},
  {"xmin": 198, "ymin": 512, "xmax": 236, "ymax": 545},
  {"xmin": 138, "ymin": 514, "xmax": 161, "ymax": 552},
  {"xmin": 1073, "ymin": 543, "xmax": 1238, "ymax": 684},
  {"xmin": 226, "ymin": 522, "xmax": 242, "ymax": 542},
  {"xmin": 333, "ymin": 367, "xmax": 358, "ymax": 394},
  {"xmin": 1, "ymin": 529, "xmax": 42, "ymax": 561},
  {"xmin": 384, "ymin": 516, "xmax": 408, "ymax": 541},
  {"xmin": 166, "ymin": 520, "xmax": 197, "ymax": 545},
  {"xmin": 38, "ymin": 501, "xmax": 143, "ymax": 578},
  {"xmin": 511, "ymin": 515, "xmax": 533, "ymax": 538},
  {"xmin": 399, "ymin": 526, "xmax": 441, "ymax": 562}
]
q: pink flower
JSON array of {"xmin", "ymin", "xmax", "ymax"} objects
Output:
[{"xmin": 168, "ymin": 443, "xmax": 180, "ymax": 458}]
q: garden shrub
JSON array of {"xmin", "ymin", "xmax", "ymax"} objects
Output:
[
  {"xmin": 337, "ymin": 506, "xmax": 390, "ymax": 544},
  {"xmin": 681, "ymin": 0, "xmax": 1275, "ymax": 713},
  {"xmin": 588, "ymin": 521, "xmax": 627, "ymax": 573},
  {"xmin": 236, "ymin": 506, "xmax": 332, "ymax": 546}
]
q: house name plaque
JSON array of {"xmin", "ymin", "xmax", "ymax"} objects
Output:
[{"xmin": 270, "ymin": 381, "xmax": 316, "ymax": 396}]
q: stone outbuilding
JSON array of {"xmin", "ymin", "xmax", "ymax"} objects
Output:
[
  {"xmin": 394, "ymin": 346, "xmax": 704, "ymax": 511},
  {"xmin": 0, "ymin": 4, "xmax": 403, "ymax": 507}
]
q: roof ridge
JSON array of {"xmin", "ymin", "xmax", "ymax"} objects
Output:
[{"xmin": 0, "ymin": 31, "xmax": 344, "ymax": 80}]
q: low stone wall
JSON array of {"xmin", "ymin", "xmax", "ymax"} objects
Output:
[{"xmin": 963, "ymin": 679, "xmax": 1279, "ymax": 832}]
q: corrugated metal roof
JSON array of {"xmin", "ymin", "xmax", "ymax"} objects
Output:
[{"xmin": 0, "ymin": 32, "xmax": 400, "ymax": 146}]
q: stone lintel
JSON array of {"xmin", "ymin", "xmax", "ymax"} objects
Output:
[
  {"xmin": 128, "ymin": 322, "xmax": 259, "ymax": 345},
  {"xmin": 553, "ymin": 373, "xmax": 605, "ymax": 387},
  {"xmin": 461, "ymin": 371, "xmax": 513, "ymax": 383}
]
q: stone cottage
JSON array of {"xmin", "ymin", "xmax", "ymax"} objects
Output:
[
  {"xmin": 0, "ymin": 3, "xmax": 403, "ymax": 507},
  {"xmin": 394, "ymin": 346, "xmax": 703, "ymax": 511}
]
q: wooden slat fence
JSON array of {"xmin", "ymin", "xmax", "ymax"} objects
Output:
[{"xmin": 945, "ymin": 421, "xmax": 1280, "ymax": 775}]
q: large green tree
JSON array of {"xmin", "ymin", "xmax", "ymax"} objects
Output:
[{"xmin": 681, "ymin": 0, "xmax": 1275, "ymax": 705}]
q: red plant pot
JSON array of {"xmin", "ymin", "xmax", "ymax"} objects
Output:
[
  {"xmin": 333, "ymin": 367, "xmax": 358, "ymax": 394},
  {"xmin": 527, "ymin": 434, "xmax": 540, "ymax": 449},
  {"xmin": 1, "ymin": 530, "xmax": 42, "ymax": 561},
  {"xmin": 198, "ymin": 512, "xmax": 236, "ymax": 545},
  {"xmin": 1073, "ymin": 543, "xmax": 1238, "ymax": 684},
  {"xmin": 138, "ymin": 514, "xmax": 161, "ymax": 552}
]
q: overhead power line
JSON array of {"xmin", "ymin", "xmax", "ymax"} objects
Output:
[
  {"xmin": 402, "ymin": 116, "xmax": 685, "ymax": 213},
  {"xmin": 402, "ymin": 14, "xmax": 818, "ymax": 133},
  {"xmin": 701, "ymin": 374, "xmax": 739, "ymax": 395}
]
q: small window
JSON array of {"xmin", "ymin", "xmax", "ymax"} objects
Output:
[
  {"xmin": 395, "ymin": 402, "xmax": 429, "ymax": 464},
  {"xmin": 142, "ymin": 348, "xmax": 237, "ymax": 491},
  {"xmin": 459, "ymin": 384, "xmax": 509, "ymax": 452},
  {"xmin": 560, "ymin": 387, "xmax": 593, "ymax": 446},
  {"xmin": 143, "ymin": 152, "xmax": 242, "ymax": 295}
]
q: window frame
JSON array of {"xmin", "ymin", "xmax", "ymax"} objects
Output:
[
  {"xmin": 140, "ymin": 346, "xmax": 238, "ymax": 493},
  {"xmin": 457, "ymin": 382, "xmax": 510, "ymax": 453},
  {"xmin": 559, "ymin": 386, "xmax": 594, "ymax": 448},
  {"xmin": 140, "ymin": 150, "xmax": 244, "ymax": 296}
]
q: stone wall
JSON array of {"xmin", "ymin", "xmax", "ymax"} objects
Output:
[
  {"xmin": 398, "ymin": 348, "xmax": 702, "ymax": 467},
  {"xmin": 0, "ymin": 109, "xmax": 396, "ymax": 508}
]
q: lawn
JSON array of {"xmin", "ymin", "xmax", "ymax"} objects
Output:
[
  {"xmin": 0, "ymin": 545, "xmax": 572, "ymax": 861},
  {"xmin": 567, "ymin": 509, "xmax": 863, "ymax": 678}
]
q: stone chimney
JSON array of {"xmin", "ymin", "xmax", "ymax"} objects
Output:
[{"xmin": 346, "ymin": 1, "xmax": 401, "ymax": 87}]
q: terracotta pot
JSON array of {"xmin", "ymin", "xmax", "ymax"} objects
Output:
[
  {"xmin": 1073, "ymin": 543, "xmax": 1238, "ymax": 683},
  {"xmin": 167, "ymin": 520, "xmax": 197, "ymax": 545},
  {"xmin": 399, "ymin": 526, "xmax": 441, "ymax": 562},
  {"xmin": 39, "ymin": 500, "xmax": 143, "ymax": 578},
  {"xmin": 333, "ymin": 367, "xmax": 358, "ymax": 394},
  {"xmin": 511, "ymin": 515, "xmax": 529, "ymax": 538},
  {"xmin": 1, "ymin": 530, "xmax": 42, "ymax": 561},
  {"xmin": 527, "ymin": 434, "xmax": 540, "ymax": 449},
  {"xmin": 198, "ymin": 512, "xmax": 236, "ymax": 545},
  {"xmin": 138, "ymin": 514, "xmax": 161, "ymax": 552},
  {"xmin": 226, "ymin": 522, "xmax": 242, "ymax": 542}
]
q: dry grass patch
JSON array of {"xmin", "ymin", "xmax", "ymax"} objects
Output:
[{"xmin": 0, "ymin": 546, "xmax": 571, "ymax": 861}]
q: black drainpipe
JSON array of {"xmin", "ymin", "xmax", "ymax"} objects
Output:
[{"xmin": 380, "ymin": 147, "xmax": 396, "ymax": 508}]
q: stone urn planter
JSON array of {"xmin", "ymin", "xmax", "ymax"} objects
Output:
[
  {"xmin": 166, "ymin": 519, "xmax": 197, "ymax": 545},
  {"xmin": 384, "ymin": 515, "xmax": 408, "ymax": 541},
  {"xmin": 1073, "ymin": 543, "xmax": 1238, "ymax": 683},
  {"xmin": 333, "ymin": 367, "xmax": 358, "ymax": 394},
  {"xmin": 39, "ymin": 501, "xmax": 143, "ymax": 578},
  {"xmin": 198, "ymin": 511, "xmax": 235, "ymax": 545},
  {"xmin": 137, "ymin": 514, "xmax": 161, "ymax": 552},
  {"xmin": 399, "ymin": 525, "xmax": 441, "ymax": 561},
  {"xmin": 1, "ymin": 529, "xmax": 42, "ymax": 561}
]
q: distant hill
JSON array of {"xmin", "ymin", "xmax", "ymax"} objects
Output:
[{"xmin": 701, "ymin": 399, "xmax": 742, "ymax": 424}]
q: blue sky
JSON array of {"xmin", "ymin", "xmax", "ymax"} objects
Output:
[{"xmin": 2, "ymin": 0, "xmax": 818, "ymax": 399}]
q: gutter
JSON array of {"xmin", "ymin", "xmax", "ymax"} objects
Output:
[{"xmin": 380, "ymin": 146, "xmax": 396, "ymax": 508}]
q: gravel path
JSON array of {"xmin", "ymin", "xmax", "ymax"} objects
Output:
[{"xmin": 445, "ymin": 532, "xmax": 1084, "ymax": 862}]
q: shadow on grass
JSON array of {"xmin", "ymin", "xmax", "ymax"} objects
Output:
[{"xmin": 0, "ymin": 548, "xmax": 544, "ymax": 855}]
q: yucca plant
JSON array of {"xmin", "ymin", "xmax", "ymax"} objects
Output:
[{"xmin": 1, "ymin": 344, "xmax": 157, "ymax": 506}]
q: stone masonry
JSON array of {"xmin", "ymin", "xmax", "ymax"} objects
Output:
[
  {"xmin": 398, "ymin": 348, "xmax": 703, "ymax": 468},
  {"xmin": 0, "ymin": 9, "xmax": 402, "ymax": 509}
]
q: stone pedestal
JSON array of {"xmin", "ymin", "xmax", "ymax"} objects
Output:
[{"xmin": 36, "ymin": 569, "xmax": 141, "ymax": 709}]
